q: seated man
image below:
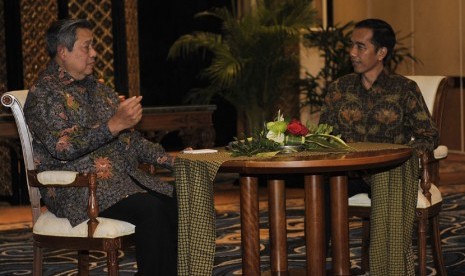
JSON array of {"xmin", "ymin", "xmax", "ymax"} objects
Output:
[
  {"xmin": 319, "ymin": 18, "xmax": 439, "ymax": 275},
  {"xmin": 24, "ymin": 19, "xmax": 177, "ymax": 275}
]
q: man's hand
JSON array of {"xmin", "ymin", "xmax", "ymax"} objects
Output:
[{"xmin": 108, "ymin": 96, "xmax": 143, "ymax": 135}]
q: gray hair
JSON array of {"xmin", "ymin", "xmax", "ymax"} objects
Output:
[{"xmin": 46, "ymin": 19, "xmax": 93, "ymax": 58}]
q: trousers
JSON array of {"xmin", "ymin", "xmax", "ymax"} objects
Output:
[{"xmin": 100, "ymin": 191, "xmax": 178, "ymax": 276}]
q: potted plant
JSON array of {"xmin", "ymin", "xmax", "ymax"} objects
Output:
[{"xmin": 168, "ymin": 0, "xmax": 317, "ymax": 136}]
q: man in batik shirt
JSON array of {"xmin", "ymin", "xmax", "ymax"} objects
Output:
[
  {"xmin": 319, "ymin": 18, "xmax": 439, "ymax": 275},
  {"xmin": 24, "ymin": 19, "xmax": 177, "ymax": 275}
]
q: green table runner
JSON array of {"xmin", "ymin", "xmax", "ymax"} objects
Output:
[
  {"xmin": 174, "ymin": 143, "xmax": 417, "ymax": 276},
  {"xmin": 369, "ymin": 153, "xmax": 418, "ymax": 276}
]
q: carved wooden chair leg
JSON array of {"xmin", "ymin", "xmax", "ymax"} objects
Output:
[
  {"xmin": 107, "ymin": 249, "xmax": 119, "ymax": 276},
  {"xmin": 33, "ymin": 244, "xmax": 43, "ymax": 276},
  {"xmin": 360, "ymin": 218, "xmax": 370, "ymax": 273},
  {"xmin": 430, "ymin": 216, "xmax": 447, "ymax": 275},
  {"xmin": 77, "ymin": 250, "xmax": 90, "ymax": 276},
  {"xmin": 417, "ymin": 213, "xmax": 428, "ymax": 276}
]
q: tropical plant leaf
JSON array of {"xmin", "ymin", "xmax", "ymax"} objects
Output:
[
  {"xmin": 168, "ymin": 0, "xmax": 317, "ymax": 135},
  {"xmin": 303, "ymin": 134, "xmax": 355, "ymax": 151}
]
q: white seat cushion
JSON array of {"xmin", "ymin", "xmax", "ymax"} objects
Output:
[
  {"xmin": 348, "ymin": 193, "xmax": 371, "ymax": 207},
  {"xmin": 348, "ymin": 184, "xmax": 442, "ymax": 209},
  {"xmin": 33, "ymin": 210, "xmax": 135, "ymax": 238},
  {"xmin": 417, "ymin": 183, "xmax": 442, "ymax": 208}
]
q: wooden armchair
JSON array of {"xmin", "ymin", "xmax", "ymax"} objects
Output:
[
  {"xmin": 1, "ymin": 90, "xmax": 137, "ymax": 275},
  {"xmin": 348, "ymin": 76, "xmax": 451, "ymax": 276}
]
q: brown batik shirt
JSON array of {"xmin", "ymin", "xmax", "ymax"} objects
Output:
[{"xmin": 319, "ymin": 71, "xmax": 439, "ymax": 154}]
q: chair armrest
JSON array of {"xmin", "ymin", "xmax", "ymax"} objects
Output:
[
  {"xmin": 27, "ymin": 170, "xmax": 99, "ymax": 237},
  {"xmin": 36, "ymin": 171, "xmax": 79, "ymax": 185},
  {"xmin": 28, "ymin": 170, "xmax": 94, "ymax": 188},
  {"xmin": 27, "ymin": 163, "xmax": 156, "ymax": 237},
  {"xmin": 419, "ymin": 145, "xmax": 446, "ymax": 204}
]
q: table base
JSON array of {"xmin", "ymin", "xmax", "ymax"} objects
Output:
[{"xmin": 240, "ymin": 174, "xmax": 350, "ymax": 276}]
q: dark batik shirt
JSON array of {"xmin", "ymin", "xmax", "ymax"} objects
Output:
[
  {"xmin": 24, "ymin": 60, "xmax": 174, "ymax": 226},
  {"xmin": 319, "ymin": 71, "xmax": 439, "ymax": 153}
]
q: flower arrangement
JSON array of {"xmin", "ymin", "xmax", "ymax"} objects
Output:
[
  {"xmin": 229, "ymin": 110, "xmax": 353, "ymax": 157},
  {"xmin": 266, "ymin": 110, "xmax": 309, "ymax": 145}
]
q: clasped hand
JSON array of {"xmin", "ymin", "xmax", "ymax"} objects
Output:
[{"xmin": 108, "ymin": 96, "xmax": 143, "ymax": 135}]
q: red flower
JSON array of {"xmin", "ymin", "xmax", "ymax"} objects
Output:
[{"xmin": 286, "ymin": 119, "xmax": 309, "ymax": 136}]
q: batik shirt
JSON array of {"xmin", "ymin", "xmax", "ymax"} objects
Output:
[
  {"xmin": 319, "ymin": 71, "xmax": 439, "ymax": 153},
  {"xmin": 24, "ymin": 60, "xmax": 174, "ymax": 226}
]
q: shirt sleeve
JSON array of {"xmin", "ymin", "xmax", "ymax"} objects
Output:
[
  {"xmin": 121, "ymin": 131, "xmax": 174, "ymax": 171},
  {"xmin": 405, "ymin": 82, "xmax": 440, "ymax": 154},
  {"xmin": 24, "ymin": 86, "xmax": 115, "ymax": 161}
]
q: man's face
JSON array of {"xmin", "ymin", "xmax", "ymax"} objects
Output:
[
  {"xmin": 349, "ymin": 27, "xmax": 386, "ymax": 75},
  {"xmin": 61, "ymin": 28, "xmax": 96, "ymax": 80}
]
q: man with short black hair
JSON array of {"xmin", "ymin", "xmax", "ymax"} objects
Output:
[{"xmin": 319, "ymin": 18, "xmax": 438, "ymax": 275}]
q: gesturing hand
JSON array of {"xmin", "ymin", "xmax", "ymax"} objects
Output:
[{"xmin": 108, "ymin": 96, "xmax": 143, "ymax": 135}]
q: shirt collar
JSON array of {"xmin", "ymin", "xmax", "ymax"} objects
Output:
[
  {"xmin": 357, "ymin": 69, "xmax": 390, "ymax": 89},
  {"xmin": 49, "ymin": 60, "xmax": 95, "ymax": 87}
]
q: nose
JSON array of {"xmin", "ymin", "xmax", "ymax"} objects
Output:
[
  {"xmin": 349, "ymin": 44, "xmax": 357, "ymax": 57},
  {"xmin": 89, "ymin": 45, "xmax": 97, "ymax": 57}
]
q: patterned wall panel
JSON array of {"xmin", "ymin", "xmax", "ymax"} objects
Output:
[
  {"xmin": 19, "ymin": 0, "xmax": 57, "ymax": 89},
  {"xmin": 0, "ymin": 0, "xmax": 13, "ymax": 193},
  {"xmin": 0, "ymin": 0, "xmax": 6, "ymax": 96},
  {"xmin": 124, "ymin": 0, "xmax": 140, "ymax": 97},
  {"xmin": 68, "ymin": 0, "xmax": 115, "ymax": 88}
]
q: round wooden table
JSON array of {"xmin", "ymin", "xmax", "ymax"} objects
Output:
[{"xmin": 220, "ymin": 145, "xmax": 413, "ymax": 276}]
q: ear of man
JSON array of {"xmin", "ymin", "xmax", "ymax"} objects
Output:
[
  {"xmin": 377, "ymin": 47, "xmax": 387, "ymax": 61},
  {"xmin": 57, "ymin": 45, "xmax": 67, "ymax": 59}
]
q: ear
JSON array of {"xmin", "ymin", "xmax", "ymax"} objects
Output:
[
  {"xmin": 377, "ymin": 47, "xmax": 388, "ymax": 61},
  {"xmin": 57, "ymin": 45, "xmax": 67, "ymax": 59}
]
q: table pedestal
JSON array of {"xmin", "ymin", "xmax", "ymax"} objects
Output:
[
  {"xmin": 240, "ymin": 174, "xmax": 350, "ymax": 276},
  {"xmin": 240, "ymin": 176, "xmax": 260, "ymax": 275},
  {"xmin": 329, "ymin": 176, "xmax": 350, "ymax": 275},
  {"xmin": 305, "ymin": 175, "xmax": 326, "ymax": 275}
]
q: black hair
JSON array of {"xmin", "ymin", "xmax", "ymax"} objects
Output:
[
  {"xmin": 45, "ymin": 19, "xmax": 93, "ymax": 58},
  {"xmin": 355, "ymin": 18, "xmax": 396, "ymax": 64}
]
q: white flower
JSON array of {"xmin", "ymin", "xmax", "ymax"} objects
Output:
[
  {"xmin": 265, "ymin": 110, "xmax": 288, "ymax": 144},
  {"xmin": 266, "ymin": 130, "xmax": 285, "ymax": 144}
]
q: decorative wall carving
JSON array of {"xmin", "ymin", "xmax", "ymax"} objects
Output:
[
  {"xmin": 68, "ymin": 0, "xmax": 115, "ymax": 88},
  {"xmin": 19, "ymin": 0, "xmax": 57, "ymax": 89}
]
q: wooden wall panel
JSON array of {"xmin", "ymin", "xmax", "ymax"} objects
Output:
[
  {"xmin": 332, "ymin": 0, "xmax": 368, "ymax": 25},
  {"xmin": 332, "ymin": 0, "xmax": 463, "ymax": 76},
  {"xmin": 412, "ymin": 0, "xmax": 461, "ymax": 76},
  {"xmin": 124, "ymin": 0, "xmax": 140, "ymax": 97},
  {"xmin": 330, "ymin": 0, "xmax": 465, "ymax": 152}
]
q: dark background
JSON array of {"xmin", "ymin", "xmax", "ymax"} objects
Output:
[{"xmin": 137, "ymin": 0, "xmax": 237, "ymax": 149}]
